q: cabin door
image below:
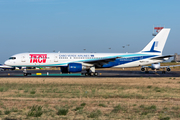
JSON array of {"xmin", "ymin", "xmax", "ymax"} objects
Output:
[
  {"xmin": 21, "ymin": 55, "xmax": 26, "ymax": 62},
  {"xmin": 54, "ymin": 55, "xmax": 58, "ymax": 62}
]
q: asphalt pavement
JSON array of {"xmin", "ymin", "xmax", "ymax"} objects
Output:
[{"xmin": 0, "ymin": 69, "xmax": 180, "ymax": 77}]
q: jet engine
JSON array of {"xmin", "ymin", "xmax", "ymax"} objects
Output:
[
  {"xmin": 61, "ymin": 63, "xmax": 90, "ymax": 73},
  {"xmin": 68, "ymin": 63, "xmax": 83, "ymax": 72},
  {"xmin": 166, "ymin": 67, "xmax": 171, "ymax": 72},
  {"xmin": 141, "ymin": 67, "xmax": 145, "ymax": 71}
]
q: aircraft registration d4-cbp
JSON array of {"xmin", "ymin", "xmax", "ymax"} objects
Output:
[{"xmin": 4, "ymin": 28, "xmax": 172, "ymax": 76}]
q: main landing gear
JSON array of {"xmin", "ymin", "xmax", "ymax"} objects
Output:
[
  {"xmin": 83, "ymin": 72, "xmax": 98, "ymax": 76},
  {"xmin": 144, "ymin": 68, "xmax": 149, "ymax": 73},
  {"xmin": 144, "ymin": 68, "xmax": 167, "ymax": 74},
  {"xmin": 83, "ymin": 67, "xmax": 98, "ymax": 76},
  {"xmin": 162, "ymin": 68, "xmax": 166, "ymax": 74}
]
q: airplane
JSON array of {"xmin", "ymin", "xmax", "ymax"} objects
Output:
[
  {"xmin": 141, "ymin": 62, "xmax": 180, "ymax": 74},
  {"xmin": 0, "ymin": 64, "xmax": 15, "ymax": 71},
  {"xmin": 4, "ymin": 28, "xmax": 172, "ymax": 76}
]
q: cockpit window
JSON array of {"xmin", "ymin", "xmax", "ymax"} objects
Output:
[{"xmin": 9, "ymin": 57, "xmax": 16, "ymax": 60}]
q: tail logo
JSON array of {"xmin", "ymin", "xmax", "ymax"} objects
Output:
[
  {"xmin": 154, "ymin": 41, "xmax": 158, "ymax": 47},
  {"xmin": 143, "ymin": 41, "xmax": 161, "ymax": 53}
]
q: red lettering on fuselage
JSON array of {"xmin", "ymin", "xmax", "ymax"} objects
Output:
[{"xmin": 30, "ymin": 54, "xmax": 47, "ymax": 63}]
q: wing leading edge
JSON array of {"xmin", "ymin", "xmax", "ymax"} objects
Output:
[{"xmin": 150, "ymin": 55, "xmax": 174, "ymax": 60}]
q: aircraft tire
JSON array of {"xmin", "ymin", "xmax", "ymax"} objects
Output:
[
  {"xmin": 85, "ymin": 73, "xmax": 89, "ymax": 76},
  {"xmin": 90, "ymin": 72, "xmax": 94, "ymax": 76},
  {"xmin": 94, "ymin": 72, "xmax": 98, "ymax": 76},
  {"xmin": 23, "ymin": 73, "xmax": 27, "ymax": 76}
]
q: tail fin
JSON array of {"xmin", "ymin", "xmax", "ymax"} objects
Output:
[{"xmin": 140, "ymin": 28, "xmax": 170, "ymax": 54}]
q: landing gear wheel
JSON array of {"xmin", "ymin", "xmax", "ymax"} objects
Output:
[
  {"xmin": 85, "ymin": 73, "xmax": 89, "ymax": 76},
  {"xmin": 90, "ymin": 72, "xmax": 94, "ymax": 76},
  {"xmin": 162, "ymin": 71, "xmax": 166, "ymax": 74},
  {"xmin": 23, "ymin": 73, "xmax": 27, "ymax": 76},
  {"xmin": 23, "ymin": 73, "xmax": 31, "ymax": 76},
  {"xmin": 94, "ymin": 72, "xmax": 98, "ymax": 76}
]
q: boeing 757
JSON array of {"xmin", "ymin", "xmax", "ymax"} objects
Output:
[{"xmin": 4, "ymin": 28, "xmax": 172, "ymax": 76}]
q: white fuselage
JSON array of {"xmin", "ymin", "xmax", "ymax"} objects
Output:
[
  {"xmin": 3, "ymin": 28, "xmax": 171, "ymax": 74},
  {"xmin": 4, "ymin": 52, "xmax": 164, "ymax": 68}
]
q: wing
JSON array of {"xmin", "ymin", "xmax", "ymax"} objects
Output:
[
  {"xmin": 0, "ymin": 64, "xmax": 13, "ymax": 68},
  {"xmin": 83, "ymin": 57, "xmax": 121, "ymax": 67},
  {"xmin": 151, "ymin": 55, "xmax": 174, "ymax": 60},
  {"xmin": 160, "ymin": 65, "xmax": 180, "ymax": 68}
]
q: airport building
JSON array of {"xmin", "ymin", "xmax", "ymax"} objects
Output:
[{"xmin": 174, "ymin": 53, "xmax": 180, "ymax": 62}]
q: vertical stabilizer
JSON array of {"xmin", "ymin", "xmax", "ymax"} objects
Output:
[{"xmin": 140, "ymin": 28, "xmax": 170, "ymax": 54}]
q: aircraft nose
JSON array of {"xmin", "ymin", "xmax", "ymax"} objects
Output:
[
  {"xmin": 155, "ymin": 65, "xmax": 159, "ymax": 69},
  {"xmin": 4, "ymin": 60, "xmax": 10, "ymax": 65}
]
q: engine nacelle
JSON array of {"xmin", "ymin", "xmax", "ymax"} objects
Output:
[
  {"xmin": 141, "ymin": 67, "xmax": 145, "ymax": 71},
  {"xmin": 163, "ymin": 58, "xmax": 169, "ymax": 61},
  {"xmin": 61, "ymin": 63, "xmax": 91, "ymax": 73},
  {"xmin": 68, "ymin": 63, "xmax": 82, "ymax": 72},
  {"xmin": 166, "ymin": 67, "xmax": 171, "ymax": 72}
]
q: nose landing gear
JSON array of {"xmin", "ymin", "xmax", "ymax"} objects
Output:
[{"xmin": 23, "ymin": 69, "xmax": 31, "ymax": 76}]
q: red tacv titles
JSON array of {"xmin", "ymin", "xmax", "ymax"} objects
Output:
[{"xmin": 30, "ymin": 54, "xmax": 47, "ymax": 63}]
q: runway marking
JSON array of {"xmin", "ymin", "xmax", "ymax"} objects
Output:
[
  {"xmin": 36, "ymin": 73, "xmax": 42, "ymax": 75},
  {"xmin": 14, "ymin": 73, "xmax": 82, "ymax": 77}
]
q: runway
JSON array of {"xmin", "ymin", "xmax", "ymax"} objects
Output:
[{"xmin": 0, "ymin": 69, "xmax": 180, "ymax": 77}]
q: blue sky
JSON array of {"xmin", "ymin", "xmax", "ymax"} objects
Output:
[{"xmin": 0, "ymin": 0, "xmax": 180, "ymax": 63}]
